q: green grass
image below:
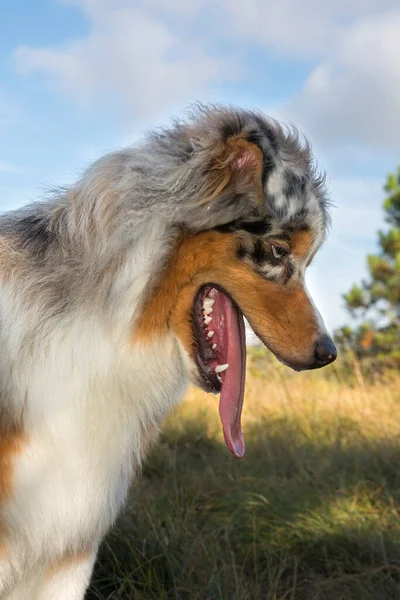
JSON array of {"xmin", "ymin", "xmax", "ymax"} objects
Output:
[{"xmin": 87, "ymin": 352, "xmax": 400, "ymax": 599}]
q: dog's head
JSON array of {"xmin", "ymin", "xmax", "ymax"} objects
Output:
[{"xmin": 136, "ymin": 107, "xmax": 336, "ymax": 458}]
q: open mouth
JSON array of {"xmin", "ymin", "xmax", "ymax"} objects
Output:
[{"xmin": 193, "ymin": 285, "xmax": 247, "ymax": 459}]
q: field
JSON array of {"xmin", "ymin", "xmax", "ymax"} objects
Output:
[{"xmin": 87, "ymin": 350, "xmax": 400, "ymax": 600}]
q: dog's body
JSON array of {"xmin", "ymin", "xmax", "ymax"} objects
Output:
[{"xmin": 0, "ymin": 106, "xmax": 335, "ymax": 599}]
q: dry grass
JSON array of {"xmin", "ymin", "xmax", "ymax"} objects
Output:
[{"xmin": 87, "ymin": 351, "xmax": 400, "ymax": 600}]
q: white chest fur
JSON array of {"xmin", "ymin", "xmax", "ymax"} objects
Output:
[{"xmin": 4, "ymin": 322, "xmax": 188, "ymax": 559}]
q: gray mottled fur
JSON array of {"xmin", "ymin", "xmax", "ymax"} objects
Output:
[{"xmin": 0, "ymin": 105, "xmax": 329, "ymax": 331}]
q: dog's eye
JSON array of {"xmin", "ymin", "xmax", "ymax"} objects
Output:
[{"xmin": 271, "ymin": 244, "xmax": 288, "ymax": 260}]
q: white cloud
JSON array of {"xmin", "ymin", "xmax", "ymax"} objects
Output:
[
  {"xmin": 284, "ymin": 11, "xmax": 400, "ymax": 152},
  {"xmin": 60, "ymin": 0, "xmax": 399, "ymax": 59},
  {"xmin": 14, "ymin": 1, "xmax": 400, "ymax": 155},
  {"xmin": 60, "ymin": 0, "xmax": 209, "ymax": 19},
  {"xmin": 136, "ymin": 0, "xmax": 207, "ymax": 18},
  {"xmin": 220, "ymin": 0, "xmax": 398, "ymax": 58},
  {"xmin": 14, "ymin": 3, "xmax": 233, "ymax": 119}
]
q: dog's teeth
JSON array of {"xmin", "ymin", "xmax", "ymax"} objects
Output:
[
  {"xmin": 217, "ymin": 375, "xmax": 222, "ymax": 383},
  {"xmin": 207, "ymin": 330, "xmax": 215, "ymax": 338},
  {"xmin": 215, "ymin": 364, "xmax": 229, "ymax": 373},
  {"xmin": 204, "ymin": 316, "xmax": 212, "ymax": 325},
  {"xmin": 204, "ymin": 306, "xmax": 213, "ymax": 315},
  {"xmin": 204, "ymin": 297, "xmax": 215, "ymax": 307},
  {"xmin": 212, "ymin": 343, "xmax": 217, "ymax": 350}
]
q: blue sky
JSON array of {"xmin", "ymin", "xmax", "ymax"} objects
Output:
[{"xmin": 1, "ymin": 0, "xmax": 399, "ymax": 331}]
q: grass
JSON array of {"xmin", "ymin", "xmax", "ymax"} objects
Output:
[{"xmin": 87, "ymin": 350, "xmax": 400, "ymax": 599}]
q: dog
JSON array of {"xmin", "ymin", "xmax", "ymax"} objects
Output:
[{"xmin": 0, "ymin": 105, "xmax": 336, "ymax": 599}]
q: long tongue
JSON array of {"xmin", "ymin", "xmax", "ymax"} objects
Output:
[{"xmin": 209, "ymin": 290, "xmax": 247, "ymax": 459}]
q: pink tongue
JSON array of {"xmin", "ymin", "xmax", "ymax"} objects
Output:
[{"xmin": 209, "ymin": 290, "xmax": 247, "ymax": 459}]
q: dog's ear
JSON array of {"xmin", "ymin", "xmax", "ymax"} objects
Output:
[
  {"xmin": 181, "ymin": 134, "xmax": 267, "ymax": 232},
  {"xmin": 202, "ymin": 136, "xmax": 264, "ymax": 209}
]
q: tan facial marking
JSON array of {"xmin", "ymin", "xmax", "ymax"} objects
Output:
[
  {"xmin": 135, "ymin": 231, "xmax": 238, "ymax": 346},
  {"xmin": 291, "ymin": 229, "xmax": 313, "ymax": 260},
  {"xmin": 135, "ymin": 230, "xmax": 320, "ymax": 366}
]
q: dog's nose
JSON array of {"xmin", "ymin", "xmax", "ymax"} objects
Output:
[{"xmin": 314, "ymin": 335, "xmax": 337, "ymax": 366}]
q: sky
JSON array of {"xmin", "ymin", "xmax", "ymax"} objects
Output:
[{"xmin": 1, "ymin": 0, "xmax": 399, "ymax": 333}]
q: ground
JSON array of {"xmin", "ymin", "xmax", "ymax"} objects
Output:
[{"xmin": 87, "ymin": 349, "xmax": 400, "ymax": 600}]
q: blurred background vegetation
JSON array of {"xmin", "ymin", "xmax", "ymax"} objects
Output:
[
  {"xmin": 88, "ymin": 354, "xmax": 400, "ymax": 600},
  {"xmin": 86, "ymin": 166, "xmax": 400, "ymax": 600},
  {"xmin": 335, "ymin": 165, "xmax": 400, "ymax": 375}
]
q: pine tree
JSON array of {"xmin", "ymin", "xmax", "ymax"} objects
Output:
[{"xmin": 335, "ymin": 166, "xmax": 400, "ymax": 368}]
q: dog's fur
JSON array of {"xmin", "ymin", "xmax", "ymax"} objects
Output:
[{"xmin": 0, "ymin": 105, "xmax": 332, "ymax": 599}]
